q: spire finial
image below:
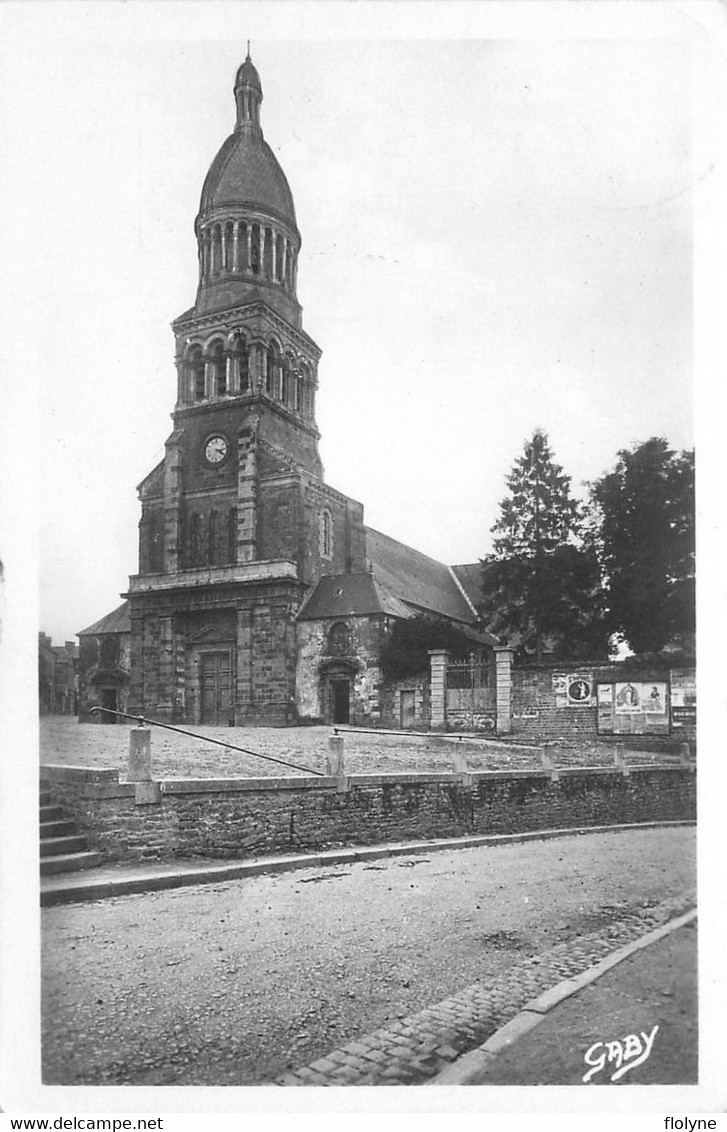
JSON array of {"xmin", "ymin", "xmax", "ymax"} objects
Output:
[{"xmin": 246, "ymin": 40, "xmax": 251, "ymax": 60}]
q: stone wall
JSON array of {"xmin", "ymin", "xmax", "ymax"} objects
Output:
[
  {"xmin": 510, "ymin": 663, "xmax": 696, "ymax": 747},
  {"xmin": 40, "ymin": 763, "xmax": 695, "ymax": 865},
  {"xmin": 380, "ymin": 675, "xmax": 430, "ymax": 730}
]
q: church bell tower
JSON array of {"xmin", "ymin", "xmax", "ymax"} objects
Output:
[{"xmin": 126, "ymin": 52, "xmax": 366, "ymax": 725}]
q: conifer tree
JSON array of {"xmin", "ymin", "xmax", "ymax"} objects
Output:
[{"xmin": 480, "ymin": 430, "xmax": 608, "ymax": 662}]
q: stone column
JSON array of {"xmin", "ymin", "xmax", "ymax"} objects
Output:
[
  {"xmin": 230, "ymin": 347, "xmax": 240, "ymax": 396},
  {"xmin": 259, "ymin": 226, "xmax": 266, "ymax": 276},
  {"xmin": 246, "ymin": 225, "xmax": 252, "ymax": 273},
  {"xmin": 236, "ymin": 608, "xmax": 253, "ymax": 724},
  {"xmin": 237, "ymin": 421, "xmax": 258, "ymax": 563},
  {"xmin": 281, "ymin": 239, "xmax": 288, "ymax": 288},
  {"xmin": 163, "ymin": 436, "xmax": 183, "ymax": 573},
  {"xmin": 495, "ymin": 646, "xmax": 514, "ymax": 734},
  {"xmin": 128, "ymin": 727, "xmax": 152, "ymax": 781},
  {"xmin": 272, "ymin": 230, "xmax": 278, "ymax": 280},
  {"xmin": 429, "ymin": 649, "xmax": 449, "ymax": 730},
  {"xmin": 232, "ymin": 223, "xmax": 240, "ymax": 272}
]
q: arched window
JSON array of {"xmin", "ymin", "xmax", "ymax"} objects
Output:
[
  {"xmin": 327, "ymin": 622, "xmax": 349, "ymax": 656},
  {"xmin": 188, "ymin": 345, "xmax": 205, "ymax": 401},
  {"xmin": 227, "ymin": 508, "xmax": 237, "ymax": 564},
  {"xmin": 211, "ymin": 225, "xmax": 223, "ymax": 275},
  {"xmin": 275, "ymin": 230, "xmax": 284, "ymax": 281},
  {"xmin": 238, "ymin": 340, "xmax": 250, "ymax": 392},
  {"xmin": 320, "ymin": 509, "xmax": 332, "ymax": 558},
  {"xmin": 208, "ymin": 340, "xmax": 226, "ymax": 397},
  {"xmin": 266, "ymin": 342, "xmax": 280, "ymax": 397},
  {"xmin": 189, "ymin": 513, "xmax": 203, "ymax": 566},
  {"xmin": 251, "ymin": 224, "xmax": 261, "ymax": 275},
  {"xmin": 281, "ymin": 356, "xmax": 292, "ymax": 404},
  {"xmin": 240, "ymin": 221, "xmax": 249, "ymax": 272},
  {"xmin": 230, "ymin": 333, "xmax": 249, "ymax": 393},
  {"xmin": 208, "ymin": 510, "xmax": 219, "ymax": 565},
  {"xmin": 263, "ymin": 227, "xmax": 273, "ymax": 278},
  {"xmin": 298, "ymin": 363, "xmax": 309, "ymax": 414}
]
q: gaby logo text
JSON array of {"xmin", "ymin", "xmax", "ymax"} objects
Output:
[{"xmin": 582, "ymin": 1024, "xmax": 659, "ymax": 1083}]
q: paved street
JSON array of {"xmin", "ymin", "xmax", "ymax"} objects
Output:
[
  {"xmin": 467, "ymin": 920, "xmax": 697, "ymax": 1087},
  {"xmin": 42, "ymin": 825, "xmax": 695, "ymax": 1086}
]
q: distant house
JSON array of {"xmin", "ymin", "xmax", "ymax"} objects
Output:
[
  {"xmin": 77, "ymin": 602, "xmax": 131, "ymax": 722},
  {"xmin": 38, "ymin": 634, "xmax": 78, "ymax": 715}
]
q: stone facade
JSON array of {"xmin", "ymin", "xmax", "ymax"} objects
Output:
[{"xmin": 296, "ymin": 616, "xmax": 386, "ymax": 725}]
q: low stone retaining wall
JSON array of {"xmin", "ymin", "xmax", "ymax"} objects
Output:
[{"xmin": 40, "ymin": 764, "xmax": 696, "ymax": 865}]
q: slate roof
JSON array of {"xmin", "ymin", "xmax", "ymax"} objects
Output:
[
  {"xmin": 298, "ymin": 572, "xmax": 411, "ymax": 621},
  {"xmin": 199, "ymin": 131, "xmax": 297, "ymax": 226},
  {"xmin": 78, "ymin": 601, "xmax": 131, "ymax": 637},
  {"xmin": 451, "ymin": 562, "xmax": 484, "ymax": 610},
  {"xmin": 365, "ymin": 528, "xmax": 476, "ymax": 624}
]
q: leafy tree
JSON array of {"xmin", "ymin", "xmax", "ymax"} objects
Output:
[
  {"xmin": 379, "ymin": 616, "xmax": 477, "ymax": 682},
  {"xmin": 589, "ymin": 437, "xmax": 695, "ymax": 654},
  {"xmin": 480, "ymin": 429, "xmax": 609, "ymax": 662}
]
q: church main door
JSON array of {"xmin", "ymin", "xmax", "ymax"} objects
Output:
[{"xmin": 200, "ymin": 651, "xmax": 232, "ymax": 725}]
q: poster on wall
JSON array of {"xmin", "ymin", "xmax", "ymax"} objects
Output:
[
  {"xmin": 642, "ymin": 682, "xmax": 668, "ymax": 715},
  {"xmin": 597, "ymin": 684, "xmax": 613, "ymax": 705},
  {"xmin": 670, "ymin": 668, "xmax": 696, "ymax": 727},
  {"xmin": 566, "ymin": 674, "xmax": 594, "ymax": 706},
  {"xmin": 615, "ymin": 682, "xmax": 642, "ymax": 713},
  {"xmin": 552, "ymin": 672, "xmax": 593, "ymax": 707},
  {"xmin": 552, "ymin": 673, "xmax": 567, "ymax": 708}
]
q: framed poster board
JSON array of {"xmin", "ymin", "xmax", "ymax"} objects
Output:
[
  {"xmin": 670, "ymin": 668, "xmax": 696, "ymax": 728},
  {"xmin": 597, "ymin": 680, "xmax": 669, "ymax": 735}
]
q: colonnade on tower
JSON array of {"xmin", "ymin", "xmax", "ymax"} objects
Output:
[{"xmin": 197, "ymin": 218, "xmax": 298, "ymax": 291}]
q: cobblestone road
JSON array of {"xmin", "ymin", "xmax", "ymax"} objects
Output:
[
  {"xmin": 42, "ymin": 825, "xmax": 695, "ymax": 1086},
  {"xmin": 274, "ymin": 895, "xmax": 694, "ymax": 1085}
]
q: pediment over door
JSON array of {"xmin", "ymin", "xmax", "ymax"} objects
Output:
[{"xmin": 186, "ymin": 623, "xmax": 235, "ymax": 645}]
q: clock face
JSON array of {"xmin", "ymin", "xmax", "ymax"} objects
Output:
[{"xmin": 204, "ymin": 435, "xmax": 228, "ymax": 465}]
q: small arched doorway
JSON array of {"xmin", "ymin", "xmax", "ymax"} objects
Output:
[
  {"xmin": 320, "ymin": 659, "xmax": 358, "ymax": 726},
  {"xmin": 330, "ymin": 678, "xmax": 350, "ymax": 725}
]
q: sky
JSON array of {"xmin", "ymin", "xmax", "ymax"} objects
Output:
[{"xmin": 0, "ymin": 1, "xmax": 719, "ymax": 646}]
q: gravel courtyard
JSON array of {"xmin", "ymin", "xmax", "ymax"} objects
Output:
[{"xmin": 40, "ymin": 716, "xmax": 677, "ymax": 779}]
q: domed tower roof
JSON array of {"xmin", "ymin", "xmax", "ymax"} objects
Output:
[
  {"xmin": 235, "ymin": 55, "xmax": 262, "ymax": 93},
  {"xmin": 199, "ymin": 132, "xmax": 296, "ymax": 226},
  {"xmin": 197, "ymin": 48, "xmax": 296, "ymax": 228},
  {"xmin": 193, "ymin": 50, "xmax": 301, "ymax": 323}
]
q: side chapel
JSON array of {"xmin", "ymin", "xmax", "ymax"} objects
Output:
[{"xmin": 77, "ymin": 54, "xmax": 494, "ymax": 728}]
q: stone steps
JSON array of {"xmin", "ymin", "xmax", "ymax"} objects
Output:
[{"xmin": 40, "ymin": 790, "xmax": 102, "ymax": 875}]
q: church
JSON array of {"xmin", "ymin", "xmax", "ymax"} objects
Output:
[{"xmin": 77, "ymin": 54, "xmax": 495, "ymax": 729}]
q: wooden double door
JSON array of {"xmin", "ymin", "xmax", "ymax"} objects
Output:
[{"xmin": 200, "ymin": 650, "xmax": 233, "ymax": 725}]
